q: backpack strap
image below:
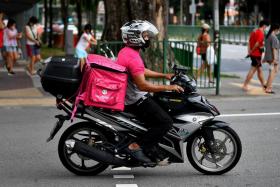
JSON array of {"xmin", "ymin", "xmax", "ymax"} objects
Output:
[{"xmin": 70, "ymin": 61, "xmax": 91, "ymax": 121}]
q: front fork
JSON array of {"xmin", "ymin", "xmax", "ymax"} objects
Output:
[{"xmin": 201, "ymin": 127, "xmax": 216, "ymax": 154}]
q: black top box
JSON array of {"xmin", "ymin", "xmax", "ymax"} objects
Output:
[{"xmin": 41, "ymin": 56, "xmax": 82, "ymax": 99}]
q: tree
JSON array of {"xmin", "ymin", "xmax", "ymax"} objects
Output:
[
  {"xmin": 102, "ymin": 0, "xmax": 168, "ymax": 41},
  {"xmin": 48, "ymin": 0, "xmax": 53, "ymax": 47},
  {"xmin": 76, "ymin": 0, "xmax": 82, "ymax": 36},
  {"xmin": 61, "ymin": 0, "xmax": 69, "ymax": 41},
  {"xmin": 102, "ymin": 0, "xmax": 169, "ymax": 73},
  {"xmin": 81, "ymin": 0, "xmax": 100, "ymax": 36},
  {"xmin": 43, "ymin": 0, "xmax": 48, "ymax": 43}
]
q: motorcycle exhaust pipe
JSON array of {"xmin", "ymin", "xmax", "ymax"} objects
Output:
[{"xmin": 65, "ymin": 140, "xmax": 128, "ymax": 166}]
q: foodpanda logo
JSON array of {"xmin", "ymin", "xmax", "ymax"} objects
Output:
[{"xmin": 102, "ymin": 89, "xmax": 107, "ymax": 95}]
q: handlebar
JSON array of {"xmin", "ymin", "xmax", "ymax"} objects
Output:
[
  {"xmin": 172, "ymin": 64, "xmax": 191, "ymax": 75},
  {"xmin": 99, "ymin": 42, "xmax": 116, "ymax": 60}
]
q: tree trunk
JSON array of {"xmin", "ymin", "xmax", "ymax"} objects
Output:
[
  {"xmin": 154, "ymin": 0, "xmax": 168, "ymax": 41},
  {"xmin": 43, "ymin": 0, "xmax": 48, "ymax": 44},
  {"xmin": 61, "ymin": 0, "xmax": 69, "ymax": 45},
  {"xmin": 76, "ymin": 0, "xmax": 82, "ymax": 36},
  {"xmin": 102, "ymin": 0, "xmax": 168, "ymax": 41},
  {"xmin": 48, "ymin": 0, "xmax": 53, "ymax": 48},
  {"xmin": 92, "ymin": 0, "xmax": 99, "ymax": 37},
  {"xmin": 102, "ymin": 0, "xmax": 168, "ymax": 72}
]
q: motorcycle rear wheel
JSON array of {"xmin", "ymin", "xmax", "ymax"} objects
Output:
[
  {"xmin": 187, "ymin": 125, "xmax": 242, "ymax": 175},
  {"xmin": 58, "ymin": 122, "xmax": 109, "ymax": 176}
]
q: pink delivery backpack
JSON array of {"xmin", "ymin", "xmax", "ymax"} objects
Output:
[{"xmin": 71, "ymin": 54, "xmax": 127, "ymax": 119}]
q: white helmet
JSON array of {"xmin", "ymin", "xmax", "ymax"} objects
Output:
[{"xmin": 120, "ymin": 20, "xmax": 159, "ymax": 47}]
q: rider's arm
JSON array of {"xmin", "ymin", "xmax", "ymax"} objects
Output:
[
  {"xmin": 144, "ymin": 68, "xmax": 172, "ymax": 79},
  {"xmin": 132, "ymin": 73, "xmax": 184, "ymax": 93}
]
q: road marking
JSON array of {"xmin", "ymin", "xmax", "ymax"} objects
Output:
[
  {"xmin": 112, "ymin": 166, "xmax": 131, "ymax": 171},
  {"xmin": 116, "ymin": 184, "xmax": 138, "ymax": 187},
  {"xmin": 219, "ymin": 112, "xmax": 280, "ymax": 117},
  {"xmin": 114, "ymin": 174, "xmax": 134, "ymax": 179}
]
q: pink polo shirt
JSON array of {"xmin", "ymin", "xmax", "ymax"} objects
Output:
[
  {"xmin": 116, "ymin": 46, "xmax": 145, "ymax": 76},
  {"xmin": 116, "ymin": 46, "xmax": 147, "ymax": 105}
]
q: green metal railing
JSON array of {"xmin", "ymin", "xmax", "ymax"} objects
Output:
[
  {"xmin": 168, "ymin": 25, "xmax": 255, "ymax": 45},
  {"xmin": 96, "ymin": 39, "xmax": 221, "ymax": 95}
]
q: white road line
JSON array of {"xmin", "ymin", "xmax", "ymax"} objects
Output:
[
  {"xmin": 116, "ymin": 184, "xmax": 138, "ymax": 187},
  {"xmin": 111, "ymin": 167, "xmax": 132, "ymax": 171},
  {"xmin": 219, "ymin": 112, "xmax": 280, "ymax": 117},
  {"xmin": 113, "ymin": 175, "xmax": 134, "ymax": 179}
]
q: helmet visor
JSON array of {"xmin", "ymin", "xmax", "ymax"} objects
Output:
[{"xmin": 142, "ymin": 21, "xmax": 159, "ymax": 38}]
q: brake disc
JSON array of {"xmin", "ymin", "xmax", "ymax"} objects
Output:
[{"xmin": 203, "ymin": 139, "xmax": 227, "ymax": 162}]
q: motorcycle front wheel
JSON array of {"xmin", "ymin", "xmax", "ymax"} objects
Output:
[
  {"xmin": 187, "ymin": 124, "xmax": 242, "ymax": 175},
  {"xmin": 58, "ymin": 122, "xmax": 109, "ymax": 176}
]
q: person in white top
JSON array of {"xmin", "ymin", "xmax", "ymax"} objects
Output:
[
  {"xmin": 25, "ymin": 16, "xmax": 41, "ymax": 76},
  {"xmin": 75, "ymin": 24, "xmax": 97, "ymax": 70},
  {"xmin": 3, "ymin": 19, "xmax": 22, "ymax": 75}
]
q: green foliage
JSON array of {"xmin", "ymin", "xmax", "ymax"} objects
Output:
[{"xmin": 41, "ymin": 45, "xmax": 65, "ymax": 59}]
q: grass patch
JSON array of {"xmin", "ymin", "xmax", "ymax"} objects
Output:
[
  {"xmin": 220, "ymin": 73, "xmax": 240, "ymax": 79},
  {"xmin": 41, "ymin": 45, "xmax": 65, "ymax": 59}
]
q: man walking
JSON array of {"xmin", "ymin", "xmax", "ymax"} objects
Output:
[{"xmin": 242, "ymin": 20, "xmax": 269, "ymax": 91}]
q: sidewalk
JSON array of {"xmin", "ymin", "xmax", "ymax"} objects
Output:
[
  {"xmin": 0, "ymin": 60, "xmax": 55, "ymax": 107},
  {"xmin": 0, "ymin": 61, "xmax": 279, "ymax": 107},
  {"xmin": 199, "ymin": 75, "xmax": 280, "ymax": 99}
]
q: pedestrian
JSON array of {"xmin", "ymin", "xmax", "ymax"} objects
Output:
[
  {"xmin": 242, "ymin": 20, "xmax": 269, "ymax": 91},
  {"xmin": 3, "ymin": 18, "xmax": 22, "ymax": 75},
  {"xmin": 196, "ymin": 23, "xmax": 214, "ymax": 84},
  {"xmin": 75, "ymin": 23, "xmax": 97, "ymax": 71},
  {"xmin": 0, "ymin": 11, "xmax": 6, "ymax": 67},
  {"xmin": 262, "ymin": 23, "xmax": 280, "ymax": 94},
  {"xmin": 25, "ymin": 16, "xmax": 41, "ymax": 76}
]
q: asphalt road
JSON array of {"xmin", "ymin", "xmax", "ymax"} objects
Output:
[{"xmin": 0, "ymin": 96, "xmax": 279, "ymax": 187}]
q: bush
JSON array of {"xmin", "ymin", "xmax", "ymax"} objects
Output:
[{"xmin": 41, "ymin": 45, "xmax": 65, "ymax": 59}]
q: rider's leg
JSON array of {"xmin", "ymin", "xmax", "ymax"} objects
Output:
[
  {"xmin": 124, "ymin": 96, "xmax": 172, "ymax": 163},
  {"xmin": 132, "ymin": 97, "xmax": 173, "ymax": 148}
]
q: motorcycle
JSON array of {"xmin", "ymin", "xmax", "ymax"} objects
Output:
[{"xmin": 40, "ymin": 52, "xmax": 242, "ymax": 176}]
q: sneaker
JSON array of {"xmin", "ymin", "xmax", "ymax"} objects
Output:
[
  {"xmin": 31, "ymin": 70, "xmax": 37, "ymax": 76},
  {"xmin": 25, "ymin": 67, "xmax": 36, "ymax": 77},
  {"xmin": 8, "ymin": 71, "xmax": 15, "ymax": 76}
]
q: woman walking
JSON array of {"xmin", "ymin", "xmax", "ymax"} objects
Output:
[
  {"xmin": 3, "ymin": 19, "xmax": 22, "ymax": 75},
  {"xmin": 0, "ymin": 11, "xmax": 6, "ymax": 67},
  {"xmin": 196, "ymin": 23, "xmax": 214, "ymax": 84},
  {"xmin": 262, "ymin": 23, "xmax": 280, "ymax": 94},
  {"xmin": 25, "ymin": 16, "xmax": 41, "ymax": 76}
]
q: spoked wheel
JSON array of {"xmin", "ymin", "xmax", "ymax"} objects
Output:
[
  {"xmin": 58, "ymin": 122, "xmax": 109, "ymax": 175},
  {"xmin": 187, "ymin": 125, "xmax": 242, "ymax": 175}
]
